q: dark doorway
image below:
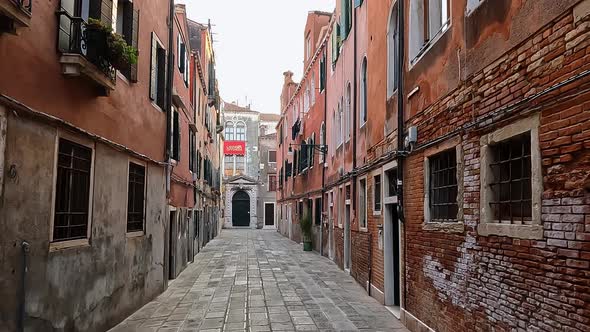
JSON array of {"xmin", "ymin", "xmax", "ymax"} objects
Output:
[
  {"xmin": 168, "ymin": 210, "xmax": 176, "ymax": 280},
  {"xmin": 232, "ymin": 191, "xmax": 250, "ymax": 227},
  {"xmin": 264, "ymin": 203, "xmax": 275, "ymax": 226}
]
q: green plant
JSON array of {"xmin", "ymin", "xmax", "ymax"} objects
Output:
[
  {"xmin": 300, "ymin": 212, "xmax": 312, "ymax": 242},
  {"xmin": 87, "ymin": 18, "xmax": 138, "ymax": 69}
]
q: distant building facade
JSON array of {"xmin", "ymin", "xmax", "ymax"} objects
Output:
[{"xmin": 222, "ymin": 102, "xmax": 279, "ymax": 229}]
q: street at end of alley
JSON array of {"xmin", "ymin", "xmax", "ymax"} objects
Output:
[{"xmin": 111, "ymin": 229, "xmax": 408, "ymax": 332}]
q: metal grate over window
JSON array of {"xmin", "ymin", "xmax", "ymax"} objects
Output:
[
  {"xmin": 127, "ymin": 163, "xmax": 146, "ymax": 232},
  {"xmin": 489, "ymin": 132, "xmax": 532, "ymax": 224},
  {"xmin": 54, "ymin": 138, "xmax": 92, "ymax": 241},
  {"xmin": 429, "ymin": 149, "xmax": 458, "ymax": 222}
]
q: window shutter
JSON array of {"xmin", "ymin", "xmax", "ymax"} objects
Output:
[
  {"xmin": 180, "ymin": 42, "xmax": 186, "ymax": 73},
  {"xmin": 331, "ymin": 24, "xmax": 337, "ymax": 65},
  {"xmin": 130, "ymin": 8, "xmax": 140, "ymax": 82},
  {"xmin": 177, "ymin": 34, "xmax": 181, "ymax": 70},
  {"xmin": 149, "ymin": 32, "xmax": 157, "ymax": 101},
  {"xmin": 341, "ymin": 0, "xmax": 348, "ymax": 40},
  {"xmin": 157, "ymin": 48, "xmax": 167, "ymax": 108},
  {"xmin": 355, "ymin": 0, "xmax": 363, "ymax": 8}
]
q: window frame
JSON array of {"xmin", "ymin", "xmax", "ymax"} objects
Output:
[
  {"xmin": 126, "ymin": 159, "xmax": 147, "ymax": 237},
  {"xmin": 235, "ymin": 121, "xmax": 246, "ymax": 141},
  {"xmin": 373, "ymin": 173, "xmax": 382, "ymax": 216},
  {"xmin": 49, "ymin": 132, "xmax": 95, "ymax": 251},
  {"xmin": 479, "ymin": 114, "xmax": 543, "ymax": 240},
  {"xmin": 360, "ymin": 57, "xmax": 368, "ymax": 127},
  {"xmin": 149, "ymin": 32, "xmax": 167, "ymax": 111},
  {"xmin": 268, "ymin": 150, "xmax": 277, "ymax": 164},
  {"xmin": 387, "ymin": 2, "xmax": 399, "ymax": 97},
  {"xmin": 409, "ymin": 0, "xmax": 452, "ymax": 67},
  {"xmin": 423, "ymin": 136, "xmax": 464, "ymax": 233},
  {"xmin": 358, "ymin": 176, "xmax": 368, "ymax": 231}
]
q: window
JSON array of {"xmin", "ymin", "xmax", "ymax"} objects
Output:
[
  {"xmin": 311, "ymin": 76, "xmax": 316, "ymax": 105},
  {"xmin": 304, "ymin": 87, "xmax": 310, "ymax": 112},
  {"xmin": 269, "ymin": 174, "xmax": 277, "ymax": 192},
  {"xmin": 385, "ymin": 167, "xmax": 398, "ymax": 198},
  {"xmin": 338, "ymin": 187, "xmax": 344, "ymax": 227},
  {"xmin": 429, "ymin": 149, "xmax": 458, "ymax": 222},
  {"xmin": 225, "ymin": 121, "xmax": 235, "ymax": 140},
  {"xmin": 466, "ymin": 0, "xmax": 484, "ymax": 14},
  {"xmin": 268, "ymin": 150, "xmax": 277, "ymax": 163},
  {"xmin": 53, "ymin": 138, "xmax": 93, "ymax": 242},
  {"xmin": 341, "ymin": 0, "xmax": 352, "ymax": 41},
  {"xmin": 314, "ymin": 198, "xmax": 322, "ymax": 226},
  {"xmin": 171, "ymin": 107, "xmax": 180, "ymax": 161},
  {"xmin": 235, "ymin": 155, "xmax": 245, "ymax": 171},
  {"xmin": 409, "ymin": 0, "xmax": 450, "ymax": 63},
  {"xmin": 115, "ymin": 0, "xmax": 139, "ymax": 81},
  {"xmin": 320, "ymin": 122, "xmax": 326, "ymax": 164},
  {"xmin": 360, "ymin": 57, "xmax": 368, "ymax": 125},
  {"xmin": 388, "ymin": 4, "xmax": 399, "ymax": 95},
  {"xmin": 310, "ymin": 133, "xmax": 315, "ymax": 167},
  {"xmin": 177, "ymin": 33, "xmax": 189, "ymax": 84},
  {"xmin": 337, "ymin": 101, "xmax": 343, "ymax": 147},
  {"xmin": 306, "ymin": 34, "xmax": 312, "ymax": 60},
  {"xmin": 345, "ymin": 84, "xmax": 351, "ymax": 142},
  {"xmin": 489, "ymin": 133, "xmax": 532, "ymax": 223},
  {"xmin": 127, "ymin": 162, "xmax": 146, "ymax": 233},
  {"xmin": 331, "ymin": 22, "xmax": 341, "ymax": 66},
  {"xmin": 359, "ymin": 178, "xmax": 367, "ymax": 230},
  {"xmin": 189, "ymin": 128, "xmax": 196, "ymax": 172},
  {"xmin": 319, "ymin": 54, "xmax": 327, "ymax": 92},
  {"xmin": 225, "ymin": 155, "xmax": 235, "ymax": 170},
  {"xmin": 150, "ymin": 33, "xmax": 167, "ymax": 109},
  {"xmin": 479, "ymin": 115, "xmax": 542, "ymax": 239},
  {"xmin": 236, "ymin": 122, "xmax": 246, "ymax": 141},
  {"xmin": 374, "ymin": 175, "xmax": 382, "ymax": 213}
]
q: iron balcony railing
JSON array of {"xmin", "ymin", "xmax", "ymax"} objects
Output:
[
  {"xmin": 10, "ymin": 0, "xmax": 31, "ymax": 14},
  {"xmin": 56, "ymin": 10, "xmax": 115, "ymax": 81}
]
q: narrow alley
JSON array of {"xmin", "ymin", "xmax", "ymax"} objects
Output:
[{"xmin": 111, "ymin": 230, "xmax": 408, "ymax": 332}]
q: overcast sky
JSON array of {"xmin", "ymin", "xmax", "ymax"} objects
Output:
[{"xmin": 181, "ymin": 0, "xmax": 335, "ymax": 114}]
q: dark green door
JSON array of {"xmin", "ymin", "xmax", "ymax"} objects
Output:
[{"xmin": 232, "ymin": 191, "xmax": 250, "ymax": 227}]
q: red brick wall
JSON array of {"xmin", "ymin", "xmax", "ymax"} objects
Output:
[
  {"xmin": 403, "ymin": 8, "xmax": 590, "ymax": 332},
  {"xmin": 334, "ymin": 227, "xmax": 345, "ymax": 269},
  {"xmin": 351, "ymin": 231, "xmax": 371, "ymax": 289}
]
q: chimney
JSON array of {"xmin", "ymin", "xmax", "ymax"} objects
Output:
[{"xmin": 283, "ymin": 71, "xmax": 294, "ymax": 84}]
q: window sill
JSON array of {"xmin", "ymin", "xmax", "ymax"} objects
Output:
[
  {"xmin": 423, "ymin": 222, "xmax": 465, "ymax": 233},
  {"xmin": 359, "ymin": 227, "xmax": 369, "ymax": 233},
  {"xmin": 477, "ymin": 223, "xmax": 543, "ymax": 240},
  {"xmin": 49, "ymin": 238, "xmax": 90, "ymax": 252},
  {"xmin": 409, "ymin": 23, "xmax": 451, "ymax": 70},
  {"xmin": 373, "ymin": 210, "xmax": 382, "ymax": 216},
  {"xmin": 126, "ymin": 231, "xmax": 145, "ymax": 239}
]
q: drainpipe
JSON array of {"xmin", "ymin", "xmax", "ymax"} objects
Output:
[
  {"xmin": 18, "ymin": 241, "xmax": 30, "ymax": 332},
  {"xmin": 165, "ymin": 0, "xmax": 175, "ymax": 195},
  {"xmin": 351, "ymin": 0, "xmax": 358, "ymax": 272},
  {"xmin": 320, "ymin": 50, "xmax": 328, "ymax": 257},
  {"xmin": 396, "ymin": 0, "xmax": 407, "ymax": 309}
]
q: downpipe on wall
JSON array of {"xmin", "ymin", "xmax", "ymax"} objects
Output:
[{"xmin": 18, "ymin": 241, "xmax": 30, "ymax": 332}]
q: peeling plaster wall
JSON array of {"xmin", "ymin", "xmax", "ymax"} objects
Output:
[{"xmin": 0, "ymin": 113, "xmax": 167, "ymax": 332}]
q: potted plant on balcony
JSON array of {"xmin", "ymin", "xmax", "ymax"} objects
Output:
[
  {"xmin": 87, "ymin": 18, "xmax": 137, "ymax": 71},
  {"xmin": 300, "ymin": 212, "xmax": 313, "ymax": 251}
]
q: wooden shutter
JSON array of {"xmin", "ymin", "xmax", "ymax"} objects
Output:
[
  {"xmin": 341, "ymin": 0, "xmax": 347, "ymax": 40},
  {"xmin": 149, "ymin": 32, "xmax": 157, "ymax": 101},
  {"xmin": 331, "ymin": 24, "xmax": 337, "ymax": 65},
  {"xmin": 157, "ymin": 47, "xmax": 167, "ymax": 108},
  {"xmin": 130, "ymin": 8, "xmax": 140, "ymax": 82},
  {"xmin": 180, "ymin": 42, "xmax": 186, "ymax": 73},
  {"xmin": 177, "ymin": 34, "xmax": 181, "ymax": 70}
]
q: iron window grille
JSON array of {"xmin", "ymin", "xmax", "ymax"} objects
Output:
[
  {"xmin": 489, "ymin": 132, "xmax": 532, "ymax": 224},
  {"xmin": 429, "ymin": 149, "xmax": 458, "ymax": 222},
  {"xmin": 54, "ymin": 138, "xmax": 92, "ymax": 241},
  {"xmin": 127, "ymin": 163, "xmax": 146, "ymax": 232},
  {"xmin": 386, "ymin": 168, "xmax": 398, "ymax": 197}
]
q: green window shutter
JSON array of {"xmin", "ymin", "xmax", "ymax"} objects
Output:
[
  {"xmin": 129, "ymin": 8, "xmax": 140, "ymax": 82},
  {"xmin": 149, "ymin": 32, "xmax": 157, "ymax": 101},
  {"xmin": 340, "ymin": 0, "xmax": 348, "ymax": 40},
  {"xmin": 354, "ymin": 0, "xmax": 363, "ymax": 8}
]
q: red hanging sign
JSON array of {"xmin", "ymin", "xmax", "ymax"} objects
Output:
[{"xmin": 224, "ymin": 141, "xmax": 246, "ymax": 155}]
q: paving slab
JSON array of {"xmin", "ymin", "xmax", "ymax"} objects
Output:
[{"xmin": 110, "ymin": 230, "xmax": 408, "ymax": 332}]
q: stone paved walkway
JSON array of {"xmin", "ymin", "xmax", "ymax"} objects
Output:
[{"xmin": 111, "ymin": 229, "xmax": 409, "ymax": 332}]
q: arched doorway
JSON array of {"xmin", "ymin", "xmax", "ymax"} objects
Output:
[{"xmin": 232, "ymin": 191, "xmax": 250, "ymax": 227}]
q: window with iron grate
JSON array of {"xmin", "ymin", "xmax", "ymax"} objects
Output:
[
  {"xmin": 489, "ymin": 132, "xmax": 532, "ymax": 224},
  {"xmin": 429, "ymin": 149, "xmax": 458, "ymax": 222}
]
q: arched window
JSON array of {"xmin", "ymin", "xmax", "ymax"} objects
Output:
[
  {"xmin": 345, "ymin": 84, "xmax": 351, "ymax": 142},
  {"xmin": 388, "ymin": 3, "xmax": 399, "ymax": 97},
  {"xmin": 225, "ymin": 121, "xmax": 235, "ymax": 141},
  {"xmin": 337, "ymin": 100, "xmax": 343, "ymax": 147},
  {"xmin": 311, "ymin": 76, "xmax": 316, "ymax": 105},
  {"xmin": 360, "ymin": 57, "xmax": 368, "ymax": 125},
  {"xmin": 320, "ymin": 122, "xmax": 326, "ymax": 163},
  {"xmin": 235, "ymin": 122, "xmax": 246, "ymax": 141}
]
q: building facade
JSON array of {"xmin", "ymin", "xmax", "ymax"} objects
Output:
[
  {"xmin": 222, "ymin": 102, "xmax": 279, "ymax": 229},
  {"xmin": 278, "ymin": 1, "xmax": 590, "ymax": 331},
  {"xmin": 0, "ymin": 1, "xmax": 222, "ymax": 330}
]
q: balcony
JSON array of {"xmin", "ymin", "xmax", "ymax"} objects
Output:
[
  {"xmin": 57, "ymin": 11, "xmax": 116, "ymax": 92},
  {"xmin": 0, "ymin": 0, "xmax": 32, "ymax": 34}
]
